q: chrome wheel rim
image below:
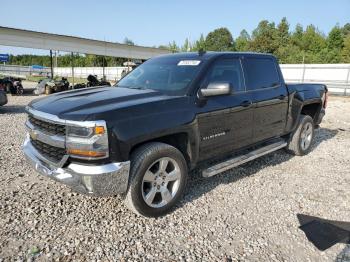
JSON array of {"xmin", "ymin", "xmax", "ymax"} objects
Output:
[
  {"xmin": 300, "ymin": 122, "xmax": 313, "ymax": 151},
  {"xmin": 141, "ymin": 157, "xmax": 181, "ymax": 208}
]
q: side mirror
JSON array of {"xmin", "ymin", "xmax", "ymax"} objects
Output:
[{"xmin": 200, "ymin": 82, "xmax": 231, "ymax": 97}]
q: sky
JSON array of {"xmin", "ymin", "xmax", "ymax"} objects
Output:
[{"xmin": 0, "ymin": 0, "xmax": 349, "ymax": 55}]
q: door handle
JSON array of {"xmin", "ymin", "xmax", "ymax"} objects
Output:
[
  {"xmin": 240, "ymin": 100, "xmax": 252, "ymax": 107},
  {"xmin": 278, "ymin": 95, "xmax": 286, "ymax": 100}
]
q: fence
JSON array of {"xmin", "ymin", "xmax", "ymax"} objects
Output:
[
  {"xmin": 280, "ymin": 64, "xmax": 350, "ymax": 96},
  {"xmin": 1, "ymin": 64, "xmax": 350, "ymax": 95},
  {"xmin": 53, "ymin": 67, "xmax": 128, "ymax": 81},
  {"xmin": 0, "ymin": 64, "xmax": 127, "ymax": 81},
  {"xmin": 0, "ymin": 64, "xmax": 50, "ymax": 77}
]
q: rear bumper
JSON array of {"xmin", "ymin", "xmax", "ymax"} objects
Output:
[
  {"xmin": 22, "ymin": 135, "xmax": 130, "ymax": 196},
  {"xmin": 0, "ymin": 91, "xmax": 7, "ymax": 106}
]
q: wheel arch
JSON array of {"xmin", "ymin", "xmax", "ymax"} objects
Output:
[
  {"xmin": 129, "ymin": 132, "xmax": 193, "ymax": 169},
  {"xmin": 300, "ymin": 101, "xmax": 323, "ymax": 122}
]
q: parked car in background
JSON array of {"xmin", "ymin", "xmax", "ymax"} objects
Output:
[
  {"xmin": 23, "ymin": 52, "xmax": 327, "ymax": 217},
  {"xmin": 86, "ymin": 75, "xmax": 111, "ymax": 87},
  {"xmin": 0, "ymin": 75, "xmax": 25, "ymax": 95},
  {"xmin": 0, "ymin": 79, "xmax": 8, "ymax": 106}
]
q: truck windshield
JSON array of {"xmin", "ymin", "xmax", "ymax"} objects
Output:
[{"xmin": 116, "ymin": 57, "xmax": 203, "ymax": 94}]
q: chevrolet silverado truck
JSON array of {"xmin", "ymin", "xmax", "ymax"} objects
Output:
[{"xmin": 23, "ymin": 52, "xmax": 327, "ymax": 217}]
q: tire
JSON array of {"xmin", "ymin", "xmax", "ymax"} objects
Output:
[
  {"xmin": 286, "ymin": 115, "xmax": 315, "ymax": 156},
  {"xmin": 125, "ymin": 142, "xmax": 188, "ymax": 217},
  {"xmin": 45, "ymin": 86, "xmax": 53, "ymax": 95}
]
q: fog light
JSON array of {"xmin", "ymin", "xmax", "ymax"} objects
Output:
[{"xmin": 67, "ymin": 149, "xmax": 106, "ymax": 158}]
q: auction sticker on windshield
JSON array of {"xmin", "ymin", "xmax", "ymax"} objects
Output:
[{"xmin": 177, "ymin": 60, "xmax": 201, "ymax": 66}]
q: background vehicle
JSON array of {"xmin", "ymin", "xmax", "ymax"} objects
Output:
[
  {"xmin": 23, "ymin": 52, "xmax": 327, "ymax": 217},
  {"xmin": 44, "ymin": 77, "xmax": 70, "ymax": 95},
  {"xmin": 0, "ymin": 75, "xmax": 25, "ymax": 95},
  {"xmin": 86, "ymin": 74, "xmax": 111, "ymax": 87},
  {"xmin": 0, "ymin": 79, "xmax": 8, "ymax": 106}
]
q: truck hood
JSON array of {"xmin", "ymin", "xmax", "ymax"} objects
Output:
[{"xmin": 29, "ymin": 86, "xmax": 179, "ymax": 121}]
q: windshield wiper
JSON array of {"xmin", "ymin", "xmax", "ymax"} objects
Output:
[{"xmin": 116, "ymin": 85, "xmax": 147, "ymax": 90}]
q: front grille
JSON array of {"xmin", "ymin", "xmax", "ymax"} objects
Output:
[
  {"xmin": 31, "ymin": 138, "xmax": 66, "ymax": 163},
  {"xmin": 28, "ymin": 115, "xmax": 65, "ymax": 136}
]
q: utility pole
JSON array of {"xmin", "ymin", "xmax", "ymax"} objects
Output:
[
  {"xmin": 55, "ymin": 51, "xmax": 58, "ymax": 68},
  {"xmin": 50, "ymin": 50, "xmax": 54, "ymax": 79},
  {"xmin": 103, "ymin": 56, "xmax": 106, "ymax": 80},
  {"xmin": 301, "ymin": 53, "xmax": 306, "ymax": 83},
  {"xmin": 71, "ymin": 52, "xmax": 75, "ymax": 87}
]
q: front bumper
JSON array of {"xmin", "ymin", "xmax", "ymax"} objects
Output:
[{"xmin": 22, "ymin": 135, "xmax": 130, "ymax": 196}]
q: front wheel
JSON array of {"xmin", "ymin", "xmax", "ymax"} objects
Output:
[
  {"xmin": 286, "ymin": 115, "xmax": 315, "ymax": 156},
  {"xmin": 125, "ymin": 142, "xmax": 188, "ymax": 217}
]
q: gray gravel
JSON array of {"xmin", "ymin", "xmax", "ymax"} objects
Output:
[{"xmin": 0, "ymin": 93, "xmax": 350, "ymax": 261}]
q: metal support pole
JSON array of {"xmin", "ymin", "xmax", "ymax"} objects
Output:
[
  {"xmin": 50, "ymin": 50, "xmax": 54, "ymax": 79},
  {"xmin": 71, "ymin": 52, "xmax": 75, "ymax": 87},
  {"xmin": 345, "ymin": 66, "xmax": 350, "ymax": 96},
  {"xmin": 301, "ymin": 54, "xmax": 306, "ymax": 83},
  {"xmin": 102, "ymin": 56, "xmax": 105, "ymax": 80},
  {"xmin": 55, "ymin": 51, "xmax": 58, "ymax": 68}
]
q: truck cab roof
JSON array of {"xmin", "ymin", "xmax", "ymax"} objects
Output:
[{"xmin": 156, "ymin": 51, "xmax": 276, "ymax": 61}]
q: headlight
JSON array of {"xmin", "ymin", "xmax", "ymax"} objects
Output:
[
  {"xmin": 66, "ymin": 126, "xmax": 94, "ymax": 137},
  {"xmin": 66, "ymin": 121, "xmax": 109, "ymax": 160}
]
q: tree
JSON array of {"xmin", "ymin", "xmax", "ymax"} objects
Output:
[
  {"xmin": 341, "ymin": 36, "xmax": 350, "ymax": 63},
  {"xmin": 205, "ymin": 27, "xmax": 234, "ymax": 51},
  {"xmin": 123, "ymin": 37, "xmax": 135, "ymax": 45},
  {"xmin": 299, "ymin": 25, "xmax": 326, "ymax": 62},
  {"xmin": 291, "ymin": 24, "xmax": 304, "ymax": 48},
  {"xmin": 275, "ymin": 44, "xmax": 303, "ymax": 64},
  {"xmin": 327, "ymin": 26, "xmax": 344, "ymax": 50},
  {"xmin": 235, "ymin": 30, "xmax": 250, "ymax": 51},
  {"xmin": 276, "ymin": 17, "xmax": 290, "ymax": 47},
  {"xmin": 181, "ymin": 38, "xmax": 192, "ymax": 52},
  {"xmin": 192, "ymin": 34, "xmax": 206, "ymax": 51},
  {"xmin": 302, "ymin": 25, "xmax": 326, "ymax": 52},
  {"xmin": 342, "ymin": 23, "xmax": 350, "ymax": 36},
  {"xmin": 168, "ymin": 41, "xmax": 179, "ymax": 53},
  {"xmin": 249, "ymin": 20, "xmax": 278, "ymax": 53}
]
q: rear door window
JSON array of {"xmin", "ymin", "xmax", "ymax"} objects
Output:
[{"xmin": 243, "ymin": 57, "xmax": 280, "ymax": 91}]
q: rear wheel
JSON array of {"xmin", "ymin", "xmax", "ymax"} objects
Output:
[
  {"xmin": 125, "ymin": 142, "xmax": 187, "ymax": 217},
  {"xmin": 286, "ymin": 115, "xmax": 315, "ymax": 156}
]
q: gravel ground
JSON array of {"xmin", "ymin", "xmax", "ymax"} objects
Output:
[{"xmin": 0, "ymin": 93, "xmax": 349, "ymax": 261}]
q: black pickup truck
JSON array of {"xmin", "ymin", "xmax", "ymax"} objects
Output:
[{"xmin": 23, "ymin": 52, "xmax": 327, "ymax": 217}]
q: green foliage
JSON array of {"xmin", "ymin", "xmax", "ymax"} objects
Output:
[
  {"xmin": 168, "ymin": 41, "xmax": 180, "ymax": 53},
  {"xmin": 192, "ymin": 34, "xmax": 206, "ymax": 51},
  {"xmin": 235, "ymin": 30, "xmax": 251, "ymax": 51},
  {"xmin": 342, "ymin": 23, "xmax": 350, "ymax": 36},
  {"xmin": 327, "ymin": 26, "xmax": 344, "ymax": 50},
  {"xmin": 181, "ymin": 38, "xmax": 192, "ymax": 52},
  {"xmin": 341, "ymin": 36, "xmax": 350, "ymax": 62},
  {"xmin": 123, "ymin": 37, "xmax": 135, "ymax": 45},
  {"xmin": 249, "ymin": 20, "xmax": 278, "ymax": 53},
  {"xmin": 8, "ymin": 53, "xmax": 127, "ymax": 67},
  {"xmin": 205, "ymin": 27, "xmax": 234, "ymax": 51}
]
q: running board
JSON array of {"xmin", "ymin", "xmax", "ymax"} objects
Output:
[{"xmin": 202, "ymin": 140, "xmax": 288, "ymax": 178}]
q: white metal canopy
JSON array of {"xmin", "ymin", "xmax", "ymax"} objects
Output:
[{"xmin": 0, "ymin": 26, "xmax": 170, "ymax": 59}]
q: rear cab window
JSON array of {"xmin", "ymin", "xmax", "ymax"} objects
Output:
[{"xmin": 242, "ymin": 57, "xmax": 280, "ymax": 91}]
